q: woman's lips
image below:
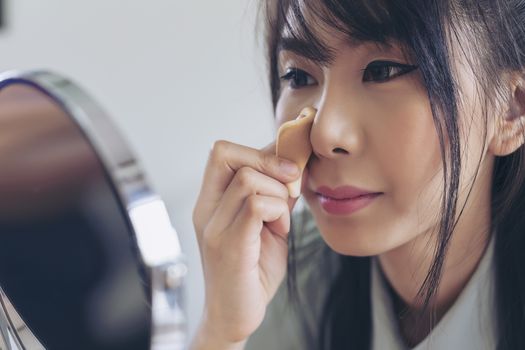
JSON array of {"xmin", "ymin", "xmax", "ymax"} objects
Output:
[{"xmin": 314, "ymin": 186, "xmax": 382, "ymax": 215}]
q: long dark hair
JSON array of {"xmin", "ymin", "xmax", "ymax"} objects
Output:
[{"xmin": 260, "ymin": 0, "xmax": 525, "ymax": 349}]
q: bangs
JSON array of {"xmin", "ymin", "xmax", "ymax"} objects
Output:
[
  {"xmin": 275, "ymin": 0, "xmax": 415, "ymax": 65},
  {"xmin": 266, "ymin": 0, "xmax": 454, "ymax": 107}
]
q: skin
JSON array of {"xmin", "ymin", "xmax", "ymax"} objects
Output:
[
  {"xmin": 275, "ymin": 22, "xmax": 525, "ymax": 346},
  {"xmin": 190, "ymin": 10, "xmax": 525, "ymax": 350}
]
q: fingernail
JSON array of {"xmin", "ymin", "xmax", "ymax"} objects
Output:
[{"xmin": 279, "ymin": 159, "xmax": 300, "ymax": 175}]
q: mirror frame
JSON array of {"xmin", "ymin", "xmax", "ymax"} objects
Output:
[{"xmin": 0, "ymin": 70, "xmax": 187, "ymax": 350}]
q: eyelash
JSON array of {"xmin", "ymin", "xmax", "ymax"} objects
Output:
[{"xmin": 279, "ymin": 60, "xmax": 419, "ymax": 89}]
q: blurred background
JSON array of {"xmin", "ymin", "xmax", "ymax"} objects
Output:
[{"xmin": 0, "ymin": 0, "xmax": 276, "ymax": 343}]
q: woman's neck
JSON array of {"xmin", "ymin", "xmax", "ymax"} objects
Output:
[{"xmin": 377, "ymin": 160, "xmax": 494, "ymax": 346}]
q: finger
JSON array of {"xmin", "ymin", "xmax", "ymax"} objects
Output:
[
  {"xmin": 195, "ymin": 141, "xmax": 300, "ymax": 229},
  {"xmin": 206, "ymin": 140, "xmax": 299, "ymax": 192},
  {"xmin": 225, "ymin": 195, "xmax": 290, "ymax": 248},
  {"xmin": 260, "ymin": 141, "xmax": 276, "ymax": 155},
  {"xmin": 263, "ymin": 141, "xmax": 302, "ymax": 200},
  {"xmin": 206, "ymin": 166, "xmax": 289, "ymax": 234}
]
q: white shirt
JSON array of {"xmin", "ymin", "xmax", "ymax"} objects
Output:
[{"xmin": 371, "ymin": 234, "xmax": 497, "ymax": 350}]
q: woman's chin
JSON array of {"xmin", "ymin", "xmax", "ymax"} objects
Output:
[
  {"xmin": 312, "ymin": 218, "xmax": 408, "ymax": 257},
  {"xmin": 320, "ymin": 230, "xmax": 394, "ymax": 256}
]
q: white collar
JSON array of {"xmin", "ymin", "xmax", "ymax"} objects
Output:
[{"xmin": 371, "ymin": 234, "xmax": 497, "ymax": 350}]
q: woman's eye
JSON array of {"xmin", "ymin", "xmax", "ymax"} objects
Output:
[
  {"xmin": 279, "ymin": 68, "xmax": 316, "ymax": 89},
  {"xmin": 362, "ymin": 60, "xmax": 418, "ymax": 83}
]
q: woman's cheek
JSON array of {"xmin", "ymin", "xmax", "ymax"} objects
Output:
[{"xmin": 370, "ymin": 86, "xmax": 443, "ymax": 228}]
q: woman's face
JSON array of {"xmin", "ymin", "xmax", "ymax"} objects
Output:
[{"xmin": 275, "ymin": 25, "xmax": 493, "ymax": 256}]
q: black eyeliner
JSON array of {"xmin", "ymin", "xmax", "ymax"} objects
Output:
[{"xmin": 279, "ymin": 68, "xmax": 300, "ymax": 80}]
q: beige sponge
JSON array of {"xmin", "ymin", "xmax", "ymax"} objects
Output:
[{"xmin": 276, "ymin": 107, "xmax": 316, "ymax": 198}]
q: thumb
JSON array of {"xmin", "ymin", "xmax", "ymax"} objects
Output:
[{"xmin": 260, "ymin": 140, "xmax": 307, "ymax": 211}]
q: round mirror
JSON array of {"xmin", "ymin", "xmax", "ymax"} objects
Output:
[{"xmin": 0, "ymin": 71, "xmax": 187, "ymax": 350}]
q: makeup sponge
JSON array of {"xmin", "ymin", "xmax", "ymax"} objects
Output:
[{"xmin": 276, "ymin": 106, "xmax": 316, "ymax": 198}]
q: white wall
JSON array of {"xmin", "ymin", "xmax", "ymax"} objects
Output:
[{"xmin": 0, "ymin": 0, "xmax": 276, "ymax": 345}]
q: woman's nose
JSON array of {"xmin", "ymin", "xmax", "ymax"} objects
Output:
[{"xmin": 310, "ymin": 93, "xmax": 364, "ymax": 160}]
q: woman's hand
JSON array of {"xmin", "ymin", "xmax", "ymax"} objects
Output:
[{"xmin": 192, "ymin": 140, "xmax": 302, "ymax": 346}]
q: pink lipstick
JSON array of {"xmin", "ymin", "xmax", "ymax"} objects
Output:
[{"xmin": 315, "ymin": 186, "xmax": 382, "ymax": 215}]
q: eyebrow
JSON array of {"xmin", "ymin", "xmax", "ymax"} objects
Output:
[{"xmin": 277, "ymin": 36, "xmax": 394, "ymax": 63}]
